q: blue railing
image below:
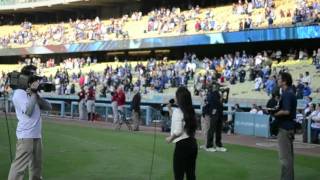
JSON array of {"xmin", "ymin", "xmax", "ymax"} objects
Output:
[
  {"xmin": 1, "ymin": 96, "xmax": 319, "ymax": 143},
  {"xmin": 0, "ymin": 25, "xmax": 319, "ymax": 56}
]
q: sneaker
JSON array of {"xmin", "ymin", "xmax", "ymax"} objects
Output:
[
  {"xmin": 199, "ymin": 145, "xmax": 206, "ymax": 149},
  {"xmin": 216, "ymin": 147, "xmax": 227, "ymax": 152},
  {"xmin": 205, "ymin": 147, "xmax": 217, "ymax": 152}
]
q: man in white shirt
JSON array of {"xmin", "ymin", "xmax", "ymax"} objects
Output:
[
  {"xmin": 254, "ymin": 75, "xmax": 262, "ymax": 91},
  {"xmin": 302, "ymin": 71, "xmax": 311, "ymax": 85},
  {"xmin": 8, "ymin": 66, "xmax": 52, "ymax": 180},
  {"xmin": 310, "ymin": 104, "xmax": 320, "ymax": 143}
]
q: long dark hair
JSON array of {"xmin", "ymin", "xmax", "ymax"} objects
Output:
[{"xmin": 176, "ymin": 87, "xmax": 197, "ymax": 137}]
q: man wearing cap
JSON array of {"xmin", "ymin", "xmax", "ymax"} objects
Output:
[{"xmin": 131, "ymin": 87, "xmax": 141, "ymax": 131}]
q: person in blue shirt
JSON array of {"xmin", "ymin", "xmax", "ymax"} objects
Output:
[
  {"xmin": 265, "ymin": 75, "xmax": 276, "ymax": 96},
  {"xmin": 296, "ymin": 80, "xmax": 304, "ymax": 99},
  {"xmin": 274, "ymin": 72, "xmax": 297, "ymax": 180},
  {"xmin": 303, "ymin": 82, "xmax": 312, "ymax": 97}
]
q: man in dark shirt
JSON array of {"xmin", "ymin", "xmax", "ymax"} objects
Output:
[
  {"xmin": 203, "ymin": 84, "xmax": 226, "ymax": 152},
  {"xmin": 131, "ymin": 88, "xmax": 141, "ymax": 131},
  {"xmin": 239, "ymin": 67, "xmax": 246, "ymax": 83},
  {"xmin": 274, "ymin": 72, "xmax": 297, "ymax": 180},
  {"xmin": 266, "ymin": 93, "xmax": 280, "ymax": 136}
]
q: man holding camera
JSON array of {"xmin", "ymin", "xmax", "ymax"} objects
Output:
[{"xmin": 8, "ymin": 65, "xmax": 52, "ymax": 180}]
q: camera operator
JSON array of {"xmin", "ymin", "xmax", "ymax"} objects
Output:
[
  {"xmin": 8, "ymin": 65, "xmax": 52, "ymax": 180},
  {"xmin": 273, "ymin": 72, "xmax": 297, "ymax": 180},
  {"xmin": 203, "ymin": 84, "xmax": 227, "ymax": 152}
]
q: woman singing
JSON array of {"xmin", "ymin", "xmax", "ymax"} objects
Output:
[{"xmin": 166, "ymin": 87, "xmax": 198, "ymax": 180}]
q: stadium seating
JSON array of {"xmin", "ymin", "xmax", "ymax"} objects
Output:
[
  {"xmin": 0, "ymin": 0, "xmax": 305, "ymax": 49},
  {"xmin": 1, "ymin": 58, "xmax": 319, "ymax": 101}
]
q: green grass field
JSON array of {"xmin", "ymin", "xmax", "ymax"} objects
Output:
[{"xmin": 1, "ymin": 119, "xmax": 319, "ymax": 180}]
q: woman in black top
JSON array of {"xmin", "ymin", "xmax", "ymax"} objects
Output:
[{"xmin": 166, "ymin": 87, "xmax": 198, "ymax": 180}]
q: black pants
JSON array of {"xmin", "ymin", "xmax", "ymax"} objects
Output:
[
  {"xmin": 174, "ymin": 137, "xmax": 198, "ymax": 180},
  {"xmin": 311, "ymin": 128, "xmax": 320, "ymax": 144},
  {"xmin": 207, "ymin": 114, "xmax": 223, "ymax": 148}
]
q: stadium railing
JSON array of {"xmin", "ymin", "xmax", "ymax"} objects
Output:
[{"xmin": 234, "ymin": 112, "xmax": 270, "ymax": 138}]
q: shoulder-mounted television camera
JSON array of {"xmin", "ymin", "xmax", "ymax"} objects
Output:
[{"xmin": 6, "ymin": 65, "xmax": 54, "ymax": 92}]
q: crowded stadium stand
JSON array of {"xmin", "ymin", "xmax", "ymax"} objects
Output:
[
  {"xmin": 0, "ymin": 1, "xmax": 320, "ymax": 180},
  {"xmin": 0, "ymin": 0, "xmax": 319, "ymax": 49}
]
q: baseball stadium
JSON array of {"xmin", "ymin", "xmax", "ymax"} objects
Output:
[{"xmin": 0, "ymin": 0, "xmax": 320, "ymax": 179}]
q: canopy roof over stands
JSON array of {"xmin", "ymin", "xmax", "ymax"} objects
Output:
[{"xmin": 0, "ymin": 0, "xmax": 137, "ymax": 12}]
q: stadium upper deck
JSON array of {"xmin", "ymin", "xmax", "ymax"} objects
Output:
[{"xmin": 0, "ymin": 0, "xmax": 319, "ymax": 51}]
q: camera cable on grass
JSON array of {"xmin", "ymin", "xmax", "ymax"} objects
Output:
[
  {"xmin": 149, "ymin": 106, "xmax": 163, "ymax": 180},
  {"xmin": 2, "ymin": 90, "xmax": 13, "ymax": 163},
  {"xmin": 149, "ymin": 117, "xmax": 157, "ymax": 180}
]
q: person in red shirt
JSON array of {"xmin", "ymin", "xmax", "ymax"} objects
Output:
[
  {"xmin": 115, "ymin": 86, "xmax": 127, "ymax": 129},
  {"xmin": 195, "ymin": 20, "xmax": 201, "ymax": 32},
  {"xmin": 116, "ymin": 86, "xmax": 126, "ymax": 109},
  {"xmin": 86, "ymin": 85, "xmax": 96, "ymax": 121},
  {"xmin": 79, "ymin": 75, "xmax": 85, "ymax": 87},
  {"xmin": 111, "ymin": 89, "xmax": 118, "ymax": 124}
]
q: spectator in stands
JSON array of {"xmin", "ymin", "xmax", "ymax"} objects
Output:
[
  {"xmin": 0, "ymin": 1, "xmax": 317, "ymax": 49},
  {"xmin": 295, "ymin": 80, "xmax": 304, "ymax": 99},
  {"xmin": 312, "ymin": 50, "xmax": 318, "ymax": 65},
  {"xmin": 239, "ymin": 66, "xmax": 246, "ymax": 83},
  {"xmin": 303, "ymin": 82, "xmax": 312, "ymax": 97},
  {"xmin": 70, "ymin": 83, "xmax": 76, "ymax": 94},
  {"xmin": 268, "ymin": 16, "xmax": 274, "ymax": 27},
  {"xmin": 310, "ymin": 103, "xmax": 320, "ymax": 144},
  {"xmin": 254, "ymin": 75, "xmax": 263, "ymax": 91},
  {"xmin": 302, "ymin": 71, "xmax": 311, "ymax": 85},
  {"xmin": 195, "ymin": 20, "xmax": 201, "ymax": 32},
  {"xmin": 54, "ymin": 76, "xmax": 61, "ymax": 94},
  {"xmin": 86, "ymin": 85, "xmax": 96, "ymax": 121},
  {"xmin": 265, "ymin": 75, "xmax": 276, "ymax": 96},
  {"xmin": 250, "ymin": 104, "xmax": 258, "ymax": 113},
  {"xmin": 275, "ymin": 50, "xmax": 282, "ymax": 63},
  {"xmin": 257, "ymin": 106, "xmax": 264, "ymax": 115}
]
